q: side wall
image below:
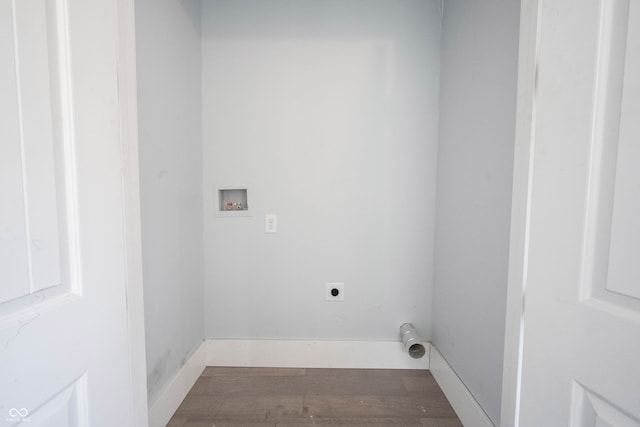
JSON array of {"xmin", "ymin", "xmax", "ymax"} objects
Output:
[
  {"xmin": 201, "ymin": 0, "xmax": 441, "ymax": 341},
  {"xmin": 432, "ymin": 0, "xmax": 520, "ymax": 424},
  {"xmin": 135, "ymin": 0, "xmax": 204, "ymax": 404}
]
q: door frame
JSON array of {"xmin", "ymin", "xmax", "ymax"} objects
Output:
[
  {"xmin": 116, "ymin": 0, "xmax": 545, "ymax": 424},
  {"xmin": 115, "ymin": 0, "xmax": 149, "ymax": 425},
  {"xmin": 500, "ymin": 0, "xmax": 540, "ymax": 425}
]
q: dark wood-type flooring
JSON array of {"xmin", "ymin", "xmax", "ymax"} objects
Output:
[{"xmin": 168, "ymin": 367, "xmax": 463, "ymax": 427}]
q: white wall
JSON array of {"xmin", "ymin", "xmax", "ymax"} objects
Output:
[
  {"xmin": 432, "ymin": 1, "xmax": 520, "ymax": 424},
  {"xmin": 135, "ymin": 0, "xmax": 204, "ymax": 404},
  {"xmin": 202, "ymin": 0, "xmax": 442, "ymax": 341}
]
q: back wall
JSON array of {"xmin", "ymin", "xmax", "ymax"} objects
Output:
[{"xmin": 202, "ymin": 0, "xmax": 442, "ymax": 341}]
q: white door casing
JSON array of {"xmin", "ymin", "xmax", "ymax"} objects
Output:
[
  {"xmin": 0, "ymin": 0, "xmax": 147, "ymax": 425},
  {"xmin": 508, "ymin": 0, "xmax": 640, "ymax": 425}
]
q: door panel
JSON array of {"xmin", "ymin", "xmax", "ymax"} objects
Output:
[
  {"xmin": 0, "ymin": 0, "xmax": 65, "ymax": 308},
  {"xmin": 12, "ymin": 0, "xmax": 62, "ymax": 294},
  {"xmin": 580, "ymin": 0, "xmax": 640, "ymax": 316},
  {"xmin": 1, "ymin": 0, "xmax": 139, "ymax": 425},
  {"xmin": 571, "ymin": 382, "xmax": 640, "ymax": 427},
  {"xmin": 518, "ymin": 0, "xmax": 640, "ymax": 425},
  {"xmin": 0, "ymin": 0, "xmax": 30, "ymax": 303},
  {"xmin": 606, "ymin": 1, "xmax": 640, "ymax": 302}
]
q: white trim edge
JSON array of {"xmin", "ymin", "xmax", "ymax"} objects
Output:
[
  {"xmin": 500, "ymin": 1, "xmax": 541, "ymax": 425},
  {"xmin": 430, "ymin": 346, "xmax": 495, "ymax": 427},
  {"xmin": 148, "ymin": 341, "xmax": 206, "ymax": 427},
  {"xmin": 206, "ymin": 339, "xmax": 430, "ymax": 370},
  {"xmin": 115, "ymin": 0, "xmax": 149, "ymax": 424}
]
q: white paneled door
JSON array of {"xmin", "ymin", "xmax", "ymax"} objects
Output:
[
  {"xmin": 0, "ymin": 0, "xmax": 145, "ymax": 425},
  {"xmin": 517, "ymin": 0, "xmax": 640, "ymax": 425}
]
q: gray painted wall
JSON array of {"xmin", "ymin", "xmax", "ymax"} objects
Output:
[
  {"xmin": 201, "ymin": 0, "xmax": 442, "ymax": 341},
  {"xmin": 135, "ymin": 0, "xmax": 204, "ymax": 404},
  {"xmin": 432, "ymin": 0, "xmax": 520, "ymax": 424}
]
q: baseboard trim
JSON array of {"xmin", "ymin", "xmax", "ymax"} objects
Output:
[
  {"xmin": 148, "ymin": 341, "xmax": 206, "ymax": 427},
  {"xmin": 206, "ymin": 339, "xmax": 430, "ymax": 370},
  {"xmin": 430, "ymin": 346, "xmax": 495, "ymax": 427}
]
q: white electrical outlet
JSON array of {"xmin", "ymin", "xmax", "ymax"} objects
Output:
[
  {"xmin": 265, "ymin": 214, "xmax": 277, "ymax": 233},
  {"xmin": 325, "ymin": 282, "xmax": 344, "ymax": 301}
]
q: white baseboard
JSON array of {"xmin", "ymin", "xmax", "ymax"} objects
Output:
[
  {"xmin": 430, "ymin": 346, "xmax": 495, "ymax": 427},
  {"xmin": 206, "ymin": 339, "xmax": 430, "ymax": 370},
  {"xmin": 148, "ymin": 341, "xmax": 206, "ymax": 427}
]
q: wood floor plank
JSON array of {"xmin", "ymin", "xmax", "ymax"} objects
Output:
[
  {"xmin": 421, "ymin": 419, "xmax": 465, "ymax": 427},
  {"xmin": 305, "ymin": 368, "xmax": 430, "ymax": 377},
  {"xmin": 186, "ymin": 376, "xmax": 211, "ymax": 395},
  {"xmin": 302, "ymin": 394, "xmax": 457, "ymax": 418},
  {"xmin": 172, "ymin": 419, "xmax": 427, "ymax": 427},
  {"xmin": 203, "ymin": 373, "xmax": 408, "ymax": 396},
  {"xmin": 165, "ymin": 417, "xmax": 187, "ymax": 427},
  {"xmin": 174, "ymin": 394, "xmax": 304, "ymax": 419},
  {"xmin": 277, "ymin": 418, "xmax": 425, "ymax": 426},
  {"xmin": 300, "ymin": 373, "xmax": 409, "ymax": 396},
  {"xmin": 202, "ymin": 367, "xmax": 306, "ymax": 377},
  {"xmin": 402, "ymin": 375, "xmax": 445, "ymax": 394}
]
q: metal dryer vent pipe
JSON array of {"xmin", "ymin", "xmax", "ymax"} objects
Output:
[{"xmin": 400, "ymin": 323, "xmax": 426, "ymax": 359}]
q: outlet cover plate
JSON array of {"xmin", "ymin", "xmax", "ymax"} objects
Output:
[
  {"xmin": 325, "ymin": 282, "xmax": 344, "ymax": 302},
  {"xmin": 265, "ymin": 213, "xmax": 277, "ymax": 233}
]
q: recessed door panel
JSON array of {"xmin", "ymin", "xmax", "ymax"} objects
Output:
[
  {"xmin": 577, "ymin": 0, "xmax": 640, "ymax": 316},
  {"xmin": 13, "ymin": 0, "xmax": 62, "ymax": 294},
  {"xmin": 0, "ymin": 0, "xmax": 30, "ymax": 303},
  {"xmin": 0, "ymin": 0, "xmax": 75, "ymax": 312},
  {"xmin": 571, "ymin": 382, "xmax": 640, "ymax": 427},
  {"xmin": 6, "ymin": 375, "xmax": 89, "ymax": 426},
  {"xmin": 607, "ymin": 1, "xmax": 640, "ymax": 302}
]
